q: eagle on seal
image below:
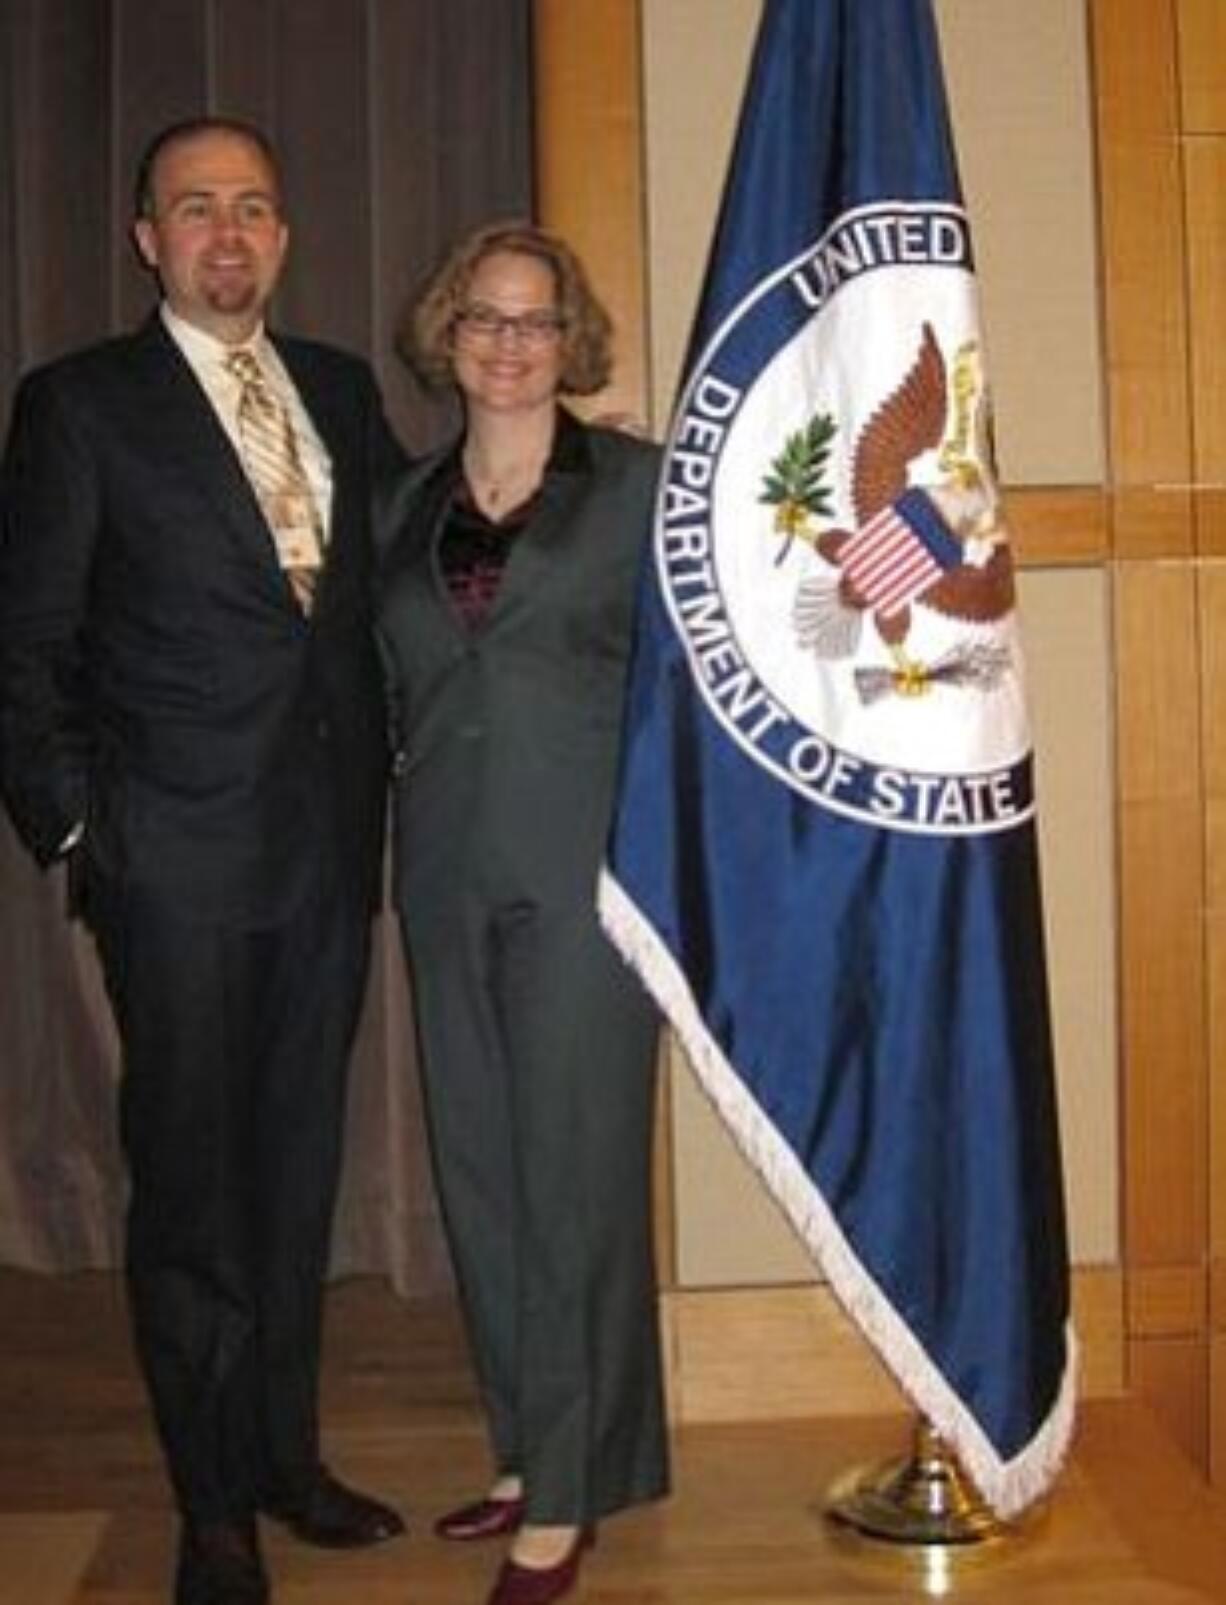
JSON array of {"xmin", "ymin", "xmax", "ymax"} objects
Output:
[{"xmin": 791, "ymin": 322, "xmax": 1015, "ymax": 690}]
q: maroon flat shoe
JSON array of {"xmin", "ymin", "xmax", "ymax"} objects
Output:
[
  {"xmin": 434, "ymin": 1493, "xmax": 525, "ymax": 1541},
  {"xmin": 485, "ymin": 1529, "xmax": 594, "ymax": 1605}
]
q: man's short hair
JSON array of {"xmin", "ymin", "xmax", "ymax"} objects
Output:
[{"xmin": 133, "ymin": 117, "xmax": 281, "ymax": 219}]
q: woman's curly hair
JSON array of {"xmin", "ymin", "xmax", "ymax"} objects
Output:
[{"xmin": 397, "ymin": 219, "xmax": 613, "ymax": 397}]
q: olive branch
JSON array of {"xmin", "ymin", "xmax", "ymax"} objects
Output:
[{"xmin": 759, "ymin": 412, "xmax": 837, "ymax": 565}]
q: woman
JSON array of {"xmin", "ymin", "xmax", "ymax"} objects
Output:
[{"xmin": 377, "ymin": 222, "xmax": 668, "ymax": 1605}]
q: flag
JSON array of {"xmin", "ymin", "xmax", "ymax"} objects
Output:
[{"xmin": 599, "ymin": 0, "xmax": 1075, "ymax": 1517}]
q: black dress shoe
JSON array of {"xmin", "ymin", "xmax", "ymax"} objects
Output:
[
  {"xmin": 434, "ymin": 1492, "xmax": 525, "ymax": 1541},
  {"xmin": 176, "ymin": 1517, "xmax": 269, "ymax": 1605},
  {"xmin": 260, "ymin": 1470, "xmax": 405, "ymax": 1548}
]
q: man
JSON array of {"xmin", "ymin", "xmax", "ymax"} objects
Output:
[{"xmin": 0, "ymin": 119, "xmax": 405, "ymax": 1605}]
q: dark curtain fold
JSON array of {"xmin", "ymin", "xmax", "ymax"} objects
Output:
[{"xmin": 0, "ymin": 0, "xmax": 535, "ymax": 1296}]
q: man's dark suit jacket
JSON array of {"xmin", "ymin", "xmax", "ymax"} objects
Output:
[{"xmin": 0, "ymin": 314, "xmax": 398, "ymax": 925}]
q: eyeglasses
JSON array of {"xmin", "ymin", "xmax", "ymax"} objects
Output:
[{"xmin": 454, "ymin": 303, "xmax": 566, "ymax": 346}]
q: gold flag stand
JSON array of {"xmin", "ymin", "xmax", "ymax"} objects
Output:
[
  {"xmin": 827, "ymin": 1419, "xmax": 1003, "ymax": 1544},
  {"xmin": 824, "ymin": 1420, "xmax": 1035, "ymax": 1594}
]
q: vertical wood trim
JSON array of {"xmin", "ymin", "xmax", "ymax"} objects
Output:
[
  {"xmin": 530, "ymin": 0, "xmax": 673, "ymax": 1291},
  {"xmin": 1205, "ymin": 563, "xmax": 1226, "ymax": 1342},
  {"xmin": 1185, "ymin": 141, "xmax": 1226, "ymax": 554},
  {"xmin": 531, "ymin": 0, "xmax": 649, "ymax": 424},
  {"xmin": 1091, "ymin": 0, "xmax": 1193, "ymax": 556},
  {"xmin": 1115, "ymin": 565, "xmax": 1207, "ymax": 1271},
  {"xmin": 652, "ymin": 1038, "xmax": 678, "ymax": 1288},
  {"xmin": 1213, "ymin": 1335, "xmax": 1226, "ymax": 1483}
]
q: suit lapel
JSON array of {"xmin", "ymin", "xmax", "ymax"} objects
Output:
[
  {"xmin": 381, "ymin": 447, "xmax": 471, "ymax": 632},
  {"xmin": 393, "ymin": 417, "xmax": 597, "ymax": 641},
  {"xmin": 125, "ymin": 318, "xmax": 289, "ymax": 590},
  {"xmin": 480, "ymin": 417, "xmax": 595, "ymax": 631}
]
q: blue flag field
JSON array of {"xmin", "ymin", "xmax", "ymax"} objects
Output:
[{"xmin": 599, "ymin": 0, "xmax": 1075, "ymax": 1517}]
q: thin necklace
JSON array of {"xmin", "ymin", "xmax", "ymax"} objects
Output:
[{"xmin": 463, "ymin": 448, "xmax": 547, "ymax": 513}]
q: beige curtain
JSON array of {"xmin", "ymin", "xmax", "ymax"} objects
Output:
[{"xmin": 0, "ymin": 0, "xmax": 536, "ymax": 1296}]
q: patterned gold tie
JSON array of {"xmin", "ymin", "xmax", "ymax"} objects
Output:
[{"xmin": 226, "ymin": 348, "xmax": 323, "ymax": 614}]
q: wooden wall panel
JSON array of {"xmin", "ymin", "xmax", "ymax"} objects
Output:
[
  {"xmin": 662, "ymin": 1268, "xmax": 1124, "ymax": 1425},
  {"xmin": 1128, "ymin": 1265, "xmax": 1207, "ymax": 1338},
  {"xmin": 1091, "ymin": 0, "xmax": 1192, "ymax": 556},
  {"xmin": 1117, "ymin": 788, "xmax": 1206, "ymax": 1266},
  {"xmin": 1181, "ymin": 0, "xmax": 1226, "ymax": 1484},
  {"xmin": 1131, "ymin": 1338, "xmax": 1209, "ymax": 1471},
  {"xmin": 532, "ymin": 0, "xmax": 648, "ymax": 423},
  {"xmin": 1115, "ymin": 566, "xmax": 1201, "ymax": 807},
  {"xmin": 1096, "ymin": 0, "xmax": 1224, "ymax": 1478},
  {"xmin": 1179, "ymin": 0, "xmax": 1226, "ymax": 132},
  {"xmin": 1114, "ymin": 556, "xmax": 1208, "ymax": 1456}
]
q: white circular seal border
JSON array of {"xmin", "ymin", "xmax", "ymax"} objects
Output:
[{"xmin": 655, "ymin": 201, "xmax": 1035, "ymax": 837}]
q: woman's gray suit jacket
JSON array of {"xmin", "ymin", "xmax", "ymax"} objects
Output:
[{"xmin": 378, "ymin": 415, "xmax": 659, "ymax": 915}]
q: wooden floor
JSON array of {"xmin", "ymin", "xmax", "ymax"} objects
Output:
[{"xmin": 3, "ymin": 1271, "xmax": 1226, "ymax": 1603}]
